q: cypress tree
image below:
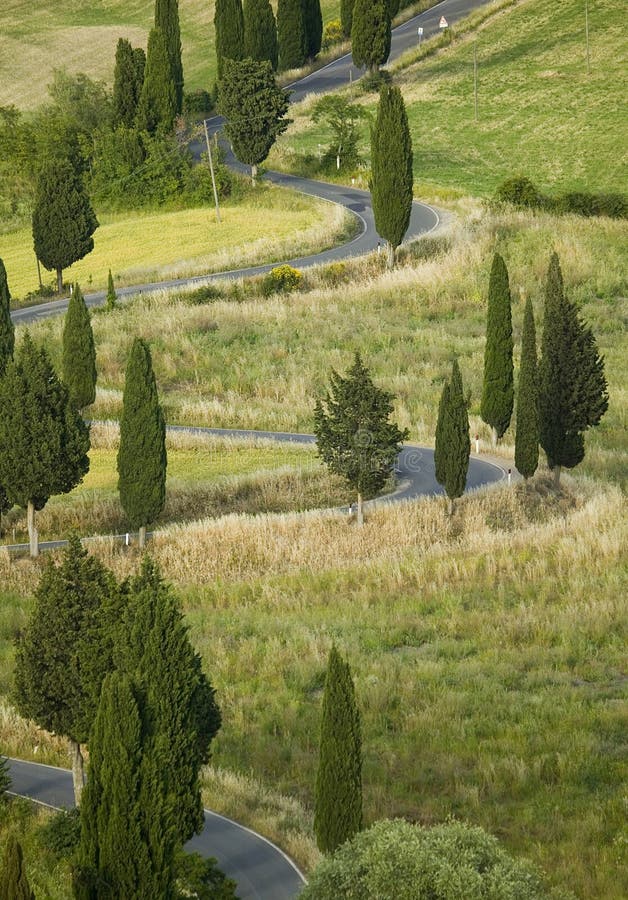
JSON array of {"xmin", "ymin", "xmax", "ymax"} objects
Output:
[
  {"xmin": 370, "ymin": 83, "xmax": 413, "ymax": 268},
  {"xmin": 0, "ymin": 258, "xmax": 14, "ymax": 375},
  {"xmin": 243, "ymin": 0, "xmax": 278, "ymax": 70},
  {"xmin": 341, "ymin": 0, "xmax": 356, "ymax": 38},
  {"xmin": 114, "ymin": 557, "xmax": 221, "ymax": 843},
  {"xmin": 32, "ymin": 159, "xmax": 98, "ymax": 293},
  {"xmin": 277, "ymin": 0, "xmax": 307, "ymax": 71},
  {"xmin": 303, "ymin": 0, "xmax": 323, "ymax": 60},
  {"xmin": 514, "ymin": 296, "xmax": 539, "ymax": 479},
  {"xmin": 480, "ymin": 252, "xmax": 514, "ymax": 445},
  {"xmin": 62, "ymin": 283, "xmax": 97, "ymax": 411},
  {"xmin": 136, "ymin": 27, "xmax": 176, "ymax": 135},
  {"xmin": 314, "ymin": 646, "xmax": 362, "ymax": 854},
  {"xmin": 14, "ymin": 535, "xmax": 119, "ymax": 804},
  {"xmin": 117, "ymin": 338, "xmax": 167, "ymax": 548},
  {"xmin": 538, "ymin": 253, "xmax": 608, "ymax": 485},
  {"xmin": 0, "ymin": 754, "xmax": 9, "ymax": 798},
  {"xmin": 106, "ymin": 269, "xmax": 117, "ymax": 310},
  {"xmin": 214, "ymin": 0, "xmax": 245, "ymax": 81},
  {"xmin": 351, "ymin": 0, "xmax": 391, "ymax": 73},
  {"xmin": 0, "ymin": 334, "xmax": 90, "ymax": 557},
  {"xmin": 386, "ymin": 0, "xmax": 401, "ymax": 17},
  {"xmin": 113, "ymin": 38, "xmax": 143, "ymax": 127},
  {"xmin": 155, "ymin": 0, "xmax": 184, "ymax": 114},
  {"xmin": 133, "ymin": 45, "xmax": 146, "ymax": 89},
  {"xmin": 434, "ymin": 359, "xmax": 470, "ymax": 512},
  {"xmin": 0, "ymin": 836, "xmax": 35, "ymax": 900}
]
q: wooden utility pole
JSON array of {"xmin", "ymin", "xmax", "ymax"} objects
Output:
[
  {"xmin": 474, "ymin": 41, "xmax": 478, "ymax": 122},
  {"xmin": 203, "ymin": 119, "xmax": 222, "ymax": 224}
]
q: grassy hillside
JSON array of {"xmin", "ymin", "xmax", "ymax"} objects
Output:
[{"xmin": 273, "ymin": 0, "xmax": 627, "ymax": 196}]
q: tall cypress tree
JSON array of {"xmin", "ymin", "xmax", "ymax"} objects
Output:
[
  {"xmin": 277, "ymin": 0, "xmax": 307, "ymax": 71},
  {"xmin": 351, "ymin": 0, "xmax": 391, "ymax": 72},
  {"xmin": 0, "ymin": 836, "xmax": 34, "ymax": 900},
  {"xmin": 62, "ymin": 283, "xmax": 97, "ymax": 411},
  {"xmin": 243, "ymin": 0, "xmax": 278, "ymax": 70},
  {"xmin": 433, "ymin": 375, "xmax": 449, "ymax": 488},
  {"xmin": 341, "ymin": 0, "xmax": 356, "ymax": 38},
  {"xmin": 0, "ymin": 334, "xmax": 90, "ymax": 556},
  {"xmin": 117, "ymin": 338, "xmax": 167, "ymax": 548},
  {"xmin": 113, "ymin": 38, "xmax": 144, "ymax": 127},
  {"xmin": 106, "ymin": 269, "xmax": 117, "ymax": 310},
  {"xmin": 314, "ymin": 646, "xmax": 362, "ymax": 854},
  {"xmin": 386, "ymin": 0, "xmax": 401, "ymax": 17},
  {"xmin": 114, "ymin": 557, "xmax": 221, "ymax": 843},
  {"xmin": 136, "ymin": 27, "xmax": 176, "ymax": 135},
  {"xmin": 303, "ymin": 0, "xmax": 323, "ymax": 60},
  {"xmin": 370, "ymin": 83, "xmax": 413, "ymax": 268},
  {"xmin": 538, "ymin": 253, "xmax": 608, "ymax": 485},
  {"xmin": 515, "ymin": 296, "xmax": 539, "ymax": 479},
  {"xmin": 155, "ymin": 0, "xmax": 184, "ymax": 114},
  {"xmin": 480, "ymin": 252, "xmax": 514, "ymax": 445},
  {"xmin": 14, "ymin": 535, "xmax": 119, "ymax": 804},
  {"xmin": 0, "ymin": 257, "xmax": 14, "ymax": 375},
  {"xmin": 435, "ymin": 359, "xmax": 470, "ymax": 512},
  {"xmin": 214, "ymin": 0, "xmax": 245, "ymax": 81}
]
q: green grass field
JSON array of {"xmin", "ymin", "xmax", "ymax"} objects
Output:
[{"xmin": 272, "ymin": 0, "xmax": 627, "ymax": 197}]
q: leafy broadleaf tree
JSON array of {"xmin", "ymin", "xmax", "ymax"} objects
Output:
[
  {"xmin": 117, "ymin": 338, "xmax": 167, "ymax": 548},
  {"xmin": 538, "ymin": 253, "xmax": 608, "ymax": 485},
  {"xmin": 243, "ymin": 0, "xmax": 278, "ymax": 70},
  {"xmin": 370, "ymin": 83, "xmax": 413, "ymax": 267},
  {"xmin": 113, "ymin": 38, "xmax": 144, "ymax": 127},
  {"xmin": 312, "ymin": 95, "xmax": 367, "ymax": 169},
  {"xmin": 136, "ymin": 27, "xmax": 176, "ymax": 135},
  {"xmin": 14, "ymin": 535, "xmax": 118, "ymax": 803},
  {"xmin": 341, "ymin": 0, "xmax": 356, "ymax": 37},
  {"xmin": 515, "ymin": 296, "xmax": 539, "ymax": 479},
  {"xmin": 351, "ymin": 0, "xmax": 391, "ymax": 73},
  {"xmin": 303, "ymin": 0, "xmax": 324, "ymax": 60},
  {"xmin": 314, "ymin": 646, "xmax": 362, "ymax": 854},
  {"xmin": 219, "ymin": 58, "xmax": 291, "ymax": 183},
  {"xmin": 214, "ymin": 0, "xmax": 245, "ymax": 81},
  {"xmin": 0, "ymin": 334, "xmax": 90, "ymax": 556},
  {"xmin": 32, "ymin": 159, "xmax": 98, "ymax": 293},
  {"xmin": 0, "ymin": 257, "xmax": 14, "ymax": 375},
  {"xmin": 155, "ymin": 0, "xmax": 184, "ymax": 114},
  {"xmin": 62, "ymin": 283, "xmax": 96, "ymax": 411},
  {"xmin": 434, "ymin": 359, "xmax": 470, "ymax": 513},
  {"xmin": 480, "ymin": 252, "xmax": 514, "ymax": 445},
  {"xmin": 277, "ymin": 0, "xmax": 307, "ymax": 71},
  {"xmin": 314, "ymin": 352, "xmax": 408, "ymax": 526},
  {"xmin": 114, "ymin": 557, "xmax": 222, "ymax": 843},
  {"xmin": 0, "ymin": 836, "xmax": 35, "ymax": 900}
]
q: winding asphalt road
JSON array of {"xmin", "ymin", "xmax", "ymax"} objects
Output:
[{"xmin": 5, "ymin": 0, "xmax": 495, "ymax": 896}]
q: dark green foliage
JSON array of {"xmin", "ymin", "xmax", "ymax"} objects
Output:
[
  {"xmin": 174, "ymin": 851, "xmax": 238, "ymax": 899},
  {"xmin": 0, "ymin": 835, "xmax": 34, "ymax": 900},
  {"xmin": 370, "ymin": 83, "xmax": 413, "ymax": 266},
  {"xmin": 133, "ymin": 46, "xmax": 146, "ymax": 91},
  {"xmin": 303, "ymin": 0, "xmax": 323, "ymax": 59},
  {"xmin": 480, "ymin": 252, "xmax": 514, "ymax": 440},
  {"xmin": 515, "ymin": 296, "xmax": 539, "ymax": 479},
  {"xmin": 314, "ymin": 352, "xmax": 408, "ymax": 504},
  {"xmin": 155, "ymin": 0, "xmax": 184, "ymax": 114},
  {"xmin": 14, "ymin": 535, "xmax": 118, "ymax": 746},
  {"xmin": 0, "ymin": 333, "xmax": 90, "ymax": 511},
  {"xmin": 62, "ymin": 284, "xmax": 96, "ymax": 410},
  {"xmin": 219, "ymin": 59, "xmax": 290, "ymax": 171},
  {"xmin": 244, "ymin": 0, "xmax": 278, "ymax": 70},
  {"xmin": 38, "ymin": 808, "xmax": 81, "ymax": 860},
  {"xmin": 314, "ymin": 646, "xmax": 362, "ymax": 854},
  {"xmin": 495, "ymin": 176, "xmax": 543, "ymax": 209},
  {"xmin": 341, "ymin": 0, "xmax": 355, "ymax": 38},
  {"xmin": 106, "ymin": 270, "xmax": 117, "ymax": 310},
  {"xmin": 0, "ymin": 258, "xmax": 14, "ymax": 376},
  {"xmin": 277, "ymin": 0, "xmax": 307, "ymax": 71},
  {"xmin": 312, "ymin": 95, "xmax": 367, "ymax": 168},
  {"xmin": 434, "ymin": 360, "xmax": 470, "ymax": 505},
  {"xmin": 538, "ymin": 253, "xmax": 608, "ymax": 477},
  {"xmin": 32, "ymin": 158, "xmax": 98, "ymax": 292},
  {"xmin": 113, "ymin": 39, "xmax": 144, "ymax": 127},
  {"xmin": 117, "ymin": 338, "xmax": 167, "ymax": 533},
  {"xmin": 214, "ymin": 0, "xmax": 245, "ymax": 80},
  {"xmin": 495, "ymin": 176, "xmax": 627, "ymax": 219},
  {"xmin": 351, "ymin": 0, "xmax": 391, "ymax": 71},
  {"xmin": 75, "ymin": 672, "xmax": 176, "ymax": 899},
  {"xmin": 114, "ymin": 558, "xmax": 221, "ymax": 843},
  {"xmin": 0, "ymin": 756, "xmax": 9, "ymax": 797},
  {"xmin": 386, "ymin": 0, "xmax": 400, "ymax": 16},
  {"xmin": 136, "ymin": 27, "xmax": 177, "ymax": 135}
]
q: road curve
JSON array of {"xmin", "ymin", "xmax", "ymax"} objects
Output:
[{"xmin": 5, "ymin": 758, "xmax": 305, "ymax": 900}]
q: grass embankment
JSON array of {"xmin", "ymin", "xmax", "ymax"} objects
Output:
[
  {"xmin": 0, "ymin": 799, "xmax": 71, "ymax": 898},
  {"xmin": 1, "ymin": 186, "xmax": 353, "ymax": 300},
  {"xmin": 272, "ymin": 0, "xmax": 627, "ymax": 197}
]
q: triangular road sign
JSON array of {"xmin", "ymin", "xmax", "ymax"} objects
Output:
[{"xmin": 439, "ymin": 16, "xmax": 449, "ymax": 28}]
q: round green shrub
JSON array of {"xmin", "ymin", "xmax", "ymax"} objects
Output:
[{"xmin": 495, "ymin": 176, "xmax": 542, "ymax": 209}]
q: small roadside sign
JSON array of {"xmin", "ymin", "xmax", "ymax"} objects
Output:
[
  {"xmin": 417, "ymin": 26, "xmax": 423, "ymax": 35},
  {"xmin": 439, "ymin": 16, "xmax": 448, "ymax": 28}
]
